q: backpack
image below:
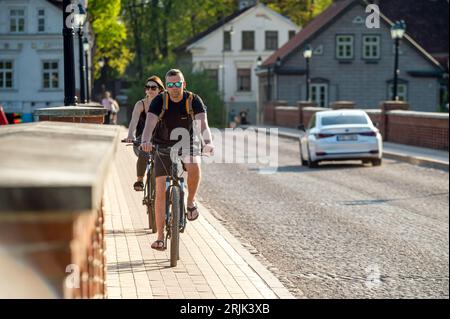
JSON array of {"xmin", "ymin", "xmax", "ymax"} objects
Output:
[{"xmin": 158, "ymin": 90, "xmax": 194, "ymax": 121}]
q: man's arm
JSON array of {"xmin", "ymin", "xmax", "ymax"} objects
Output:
[
  {"xmin": 195, "ymin": 112, "xmax": 214, "ymax": 154},
  {"xmin": 140, "ymin": 112, "xmax": 159, "ymax": 152}
]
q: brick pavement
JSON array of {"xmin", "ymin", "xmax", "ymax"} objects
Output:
[{"xmin": 103, "ymin": 129, "xmax": 295, "ymax": 299}]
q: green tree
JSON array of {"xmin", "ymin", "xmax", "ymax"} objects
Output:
[
  {"xmin": 89, "ymin": 0, "xmax": 133, "ymax": 79},
  {"xmin": 263, "ymin": 0, "xmax": 332, "ymax": 26}
]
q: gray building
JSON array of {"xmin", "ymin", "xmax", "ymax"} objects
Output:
[{"xmin": 257, "ymin": 0, "xmax": 448, "ymax": 112}]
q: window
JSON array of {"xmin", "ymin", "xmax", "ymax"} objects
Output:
[
  {"xmin": 288, "ymin": 30, "xmax": 296, "ymax": 40},
  {"xmin": 310, "ymin": 83, "xmax": 328, "ymax": 107},
  {"xmin": 10, "ymin": 9, "xmax": 25, "ymax": 33},
  {"xmin": 363, "ymin": 35, "xmax": 380, "ymax": 59},
  {"xmin": 322, "ymin": 115, "xmax": 368, "ymax": 126},
  {"xmin": 223, "ymin": 30, "xmax": 231, "ymax": 51},
  {"xmin": 336, "ymin": 35, "xmax": 354, "ymax": 59},
  {"xmin": 265, "ymin": 31, "xmax": 278, "ymax": 50},
  {"xmin": 242, "ymin": 31, "xmax": 255, "ymax": 51},
  {"xmin": 0, "ymin": 61, "xmax": 14, "ymax": 89},
  {"xmin": 388, "ymin": 83, "xmax": 408, "ymax": 101},
  {"xmin": 237, "ymin": 68, "xmax": 251, "ymax": 91},
  {"xmin": 205, "ymin": 69, "xmax": 219, "ymax": 88},
  {"xmin": 42, "ymin": 61, "xmax": 59, "ymax": 89},
  {"xmin": 38, "ymin": 9, "xmax": 45, "ymax": 32}
]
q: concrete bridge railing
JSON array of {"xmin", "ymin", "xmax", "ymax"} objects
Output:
[{"xmin": 0, "ymin": 120, "xmax": 120, "ymax": 298}]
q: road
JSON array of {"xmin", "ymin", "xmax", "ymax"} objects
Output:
[{"xmin": 197, "ymin": 130, "xmax": 449, "ymax": 298}]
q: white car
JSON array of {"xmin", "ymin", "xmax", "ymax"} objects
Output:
[{"xmin": 298, "ymin": 109, "xmax": 383, "ymax": 168}]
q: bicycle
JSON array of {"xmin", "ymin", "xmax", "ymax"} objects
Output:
[
  {"xmin": 121, "ymin": 139, "xmax": 157, "ymax": 233},
  {"xmin": 123, "ymin": 140, "xmax": 210, "ymax": 268},
  {"xmin": 154, "ymin": 145, "xmax": 188, "ymax": 267}
]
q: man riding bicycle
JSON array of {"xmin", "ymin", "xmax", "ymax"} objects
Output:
[{"xmin": 141, "ymin": 69, "xmax": 215, "ymax": 251}]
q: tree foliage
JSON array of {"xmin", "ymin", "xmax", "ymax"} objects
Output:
[{"xmin": 89, "ymin": 0, "xmax": 134, "ymax": 79}]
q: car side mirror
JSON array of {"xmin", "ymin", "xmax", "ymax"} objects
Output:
[
  {"xmin": 297, "ymin": 124, "xmax": 305, "ymax": 131},
  {"xmin": 374, "ymin": 122, "xmax": 379, "ymax": 128}
]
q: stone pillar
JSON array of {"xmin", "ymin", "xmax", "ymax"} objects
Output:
[
  {"xmin": 380, "ymin": 100, "xmax": 410, "ymax": 141},
  {"xmin": 330, "ymin": 101, "xmax": 356, "ymax": 110},
  {"xmin": 0, "ymin": 121, "xmax": 119, "ymax": 298},
  {"xmin": 34, "ymin": 104, "xmax": 107, "ymax": 124},
  {"xmin": 297, "ymin": 101, "xmax": 317, "ymax": 125},
  {"xmin": 263, "ymin": 100, "xmax": 288, "ymax": 125}
]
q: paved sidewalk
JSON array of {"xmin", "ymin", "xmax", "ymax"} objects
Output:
[
  {"xmin": 103, "ymin": 129, "xmax": 295, "ymax": 299},
  {"xmin": 246, "ymin": 125, "xmax": 449, "ymax": 170}
]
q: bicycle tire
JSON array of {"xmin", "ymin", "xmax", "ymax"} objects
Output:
[{"xmin": 170, "ymin": 186, "xmax": 181, "ymax": 267}]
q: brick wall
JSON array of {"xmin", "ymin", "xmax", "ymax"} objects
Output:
[
  {"xmin": 274, "ymin": 106, "xmax": 300, "ymax": 128},
  {"xmin": 265, "ymin": 101, "xmax": 449, "ymax": 151},
  {"xmin": 263, "ymin": 101, "xmax": 287, "ymax": 125},
  {"xmin": 386, "ymin": 111, "xmax": 449, "ymax": 150}
]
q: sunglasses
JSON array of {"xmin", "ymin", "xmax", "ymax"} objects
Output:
[
  {"xmin": 145, "ymin": 85, "xmax": 159, "ymax": 91},
  {"xmin": 166, "ymin": 81, "xmax": 183, "ymax": 88}
]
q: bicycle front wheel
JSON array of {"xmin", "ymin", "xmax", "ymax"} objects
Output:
[
  {"xmin": 147, "ymin": 164, "xmax": 157, "ymax": 233},
  {"xmin": 170, "ymin": 186, "xmax": 181, "ymax": 267}
]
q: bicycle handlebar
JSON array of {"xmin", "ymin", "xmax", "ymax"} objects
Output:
[{"xmin": 121, "ymin": 139, "xmax": 212, "ymax": 157}]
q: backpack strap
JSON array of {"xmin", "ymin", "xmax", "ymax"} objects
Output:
[{"xmin": 159, "ymin": 91, "xmax": 169, "ymax": 120}]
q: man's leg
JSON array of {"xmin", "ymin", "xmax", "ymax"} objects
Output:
[
  {"xmin": 183, "ymin": 156, "xmax": 201, "ymax": 220},
  {"xmin": 152, "ymin": 153, "xmax": 172, "ymax": 250},
  {"xmin": 154, "ymin": 176, "xmax": 166, "ymax": 244}
]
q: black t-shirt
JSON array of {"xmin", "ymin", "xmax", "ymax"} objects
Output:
[
  {"xmin": 149, "ymin": 91, "xmax": 206, "ymax": 146},
  {"xmin": 135, "ymin": 100, "xmax": 147, "ymax": 138}
]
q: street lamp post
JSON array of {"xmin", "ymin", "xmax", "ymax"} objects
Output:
[
  {"xmin": 63, "ymin": 0, "xmax": 77, "ymax": 105},
  {"xmin": 83, "ymin": 37, "xmax": 90, "ymax": 102},
  {"xmin": 75, "ymin": 3, "xmax": 87, "ymax": 104},
  {"xmin": 275, "ymin": 56, "xmax": 281, "ymax": 100},
  {"xmin": 303, "ymin": 45, "xmax": 313, "ymax": 102},
  {"xmin": 391, "ymin": 20, "xmax": 406, "ymax": 101}
]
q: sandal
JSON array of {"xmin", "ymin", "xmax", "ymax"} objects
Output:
[
  {"xmin": 186, "ymin": 204, "xmax": 199, "ymax": 221},
  {"xmin": 151, "ymin": 240, "xmax": 166, "ymax": 251},
  {"xmin": 133, "ymin": 181, "xmax": 144, "ymax": 191}
]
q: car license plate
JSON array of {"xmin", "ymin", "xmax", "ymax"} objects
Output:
[{"xmin": 337, "ymin": 134, "xmax": 357, "ymax": 141}]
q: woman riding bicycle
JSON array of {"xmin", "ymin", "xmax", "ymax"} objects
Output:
[{"xmin": 125, "ymin": 76, "xmax": 165, "ymax": 191}]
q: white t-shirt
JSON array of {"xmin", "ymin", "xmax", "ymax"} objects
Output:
[{"xmin": 102, "ymin": 98, "xmax": 117, "ymax": 112}]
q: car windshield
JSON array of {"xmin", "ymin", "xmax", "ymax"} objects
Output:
[{"xmin": 321, "ymin": 115, "xmax": 368, "ymax": 126}]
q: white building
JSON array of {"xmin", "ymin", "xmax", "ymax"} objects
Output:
[
  {"xmin": 0, "ymin": 0, "xmax": 92, "ymax": 120},
  {"xmin": 175, "ymin": 1, "xmax": 299, "ymax": 124}
]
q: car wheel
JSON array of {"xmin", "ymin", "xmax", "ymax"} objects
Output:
[
  {"xmin": 307, "ymin": 148, "xmax": 319, "ymax": 168},
  {"xmin": 372, "ymin": 158, "xmax": 382, "ymax": 166}
]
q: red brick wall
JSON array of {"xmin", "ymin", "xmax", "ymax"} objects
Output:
[
  {"xmin": 39, "ymin": 115, "xmax": 104, "ymax": 124},
  {"xmin": 386, "ymin": 111, "xmax": 449, "ymax": 150},
  {"xmin": 263, "ymin": 101, "xmax": 287, "ymax": 125},
  {"xmin": 274, "ymin": 106, "xmax": 300, "ymax": 128},
  {"xmin": 0, "ymin": 205, "xmax": 106, "ymax": 298}
]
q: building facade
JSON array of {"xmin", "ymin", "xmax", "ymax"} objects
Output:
[
  {"xmin": 258, "ymin": 0, "xmax": 447, "ymax": 115},
  {"xmin": 0, "ymin": 0, "xmax": 92, "ymax": 120},
  {"xmin": 175, "ymin": 2, "xmax": 299, "ymax": 124}
]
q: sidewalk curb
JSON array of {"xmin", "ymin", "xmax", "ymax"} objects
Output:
[
  {"xmin": 382, "ymin": 152, "xmax": 449, "ymax": 171},
  {"xmin": 252, "ymin": 127, "xmax": 449, "ymax": 171},
  {"xmin": 196, "ymin": 199, "xmax": 298, "ymax": 299}
]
